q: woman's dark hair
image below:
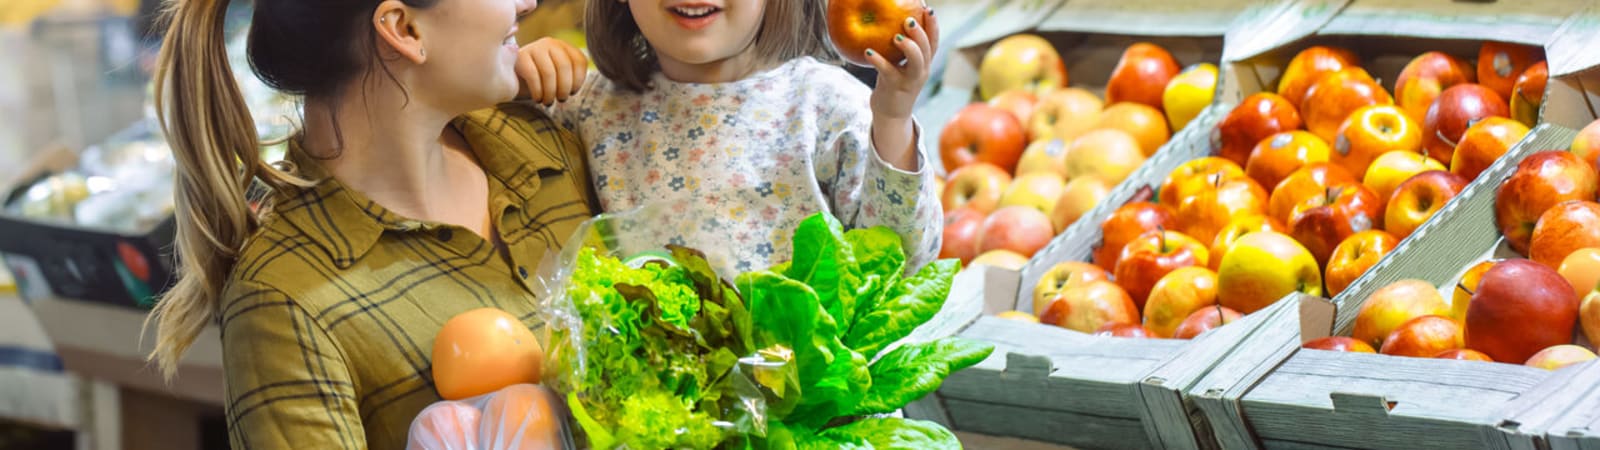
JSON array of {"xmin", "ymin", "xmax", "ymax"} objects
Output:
[{"xmin": 248, "ymin": 0, "xmax": 440, "ymax": 98}]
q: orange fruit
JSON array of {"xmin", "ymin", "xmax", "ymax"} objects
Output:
[
  {"xmin": 410, "ymin": 401, "xmax": 482, "ymax": 449},
  {"xmin": 432, "ymin": 308, "xmax": 545, "ymax": 400},
  {"xmin": 479, "ymin": 384, "xmax": 563, "ymax": 450}
]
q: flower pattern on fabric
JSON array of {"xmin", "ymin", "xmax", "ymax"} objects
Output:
[{"xmin": 551, "ymin": 57, "xmax": 943, "ymax": 274}]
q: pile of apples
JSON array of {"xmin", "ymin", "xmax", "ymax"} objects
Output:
[
  {"xmin": 992, "ymin": 42, "xmax": 1552, "ymax": 340},
  {"xmin": 937, "ymin": 35, "xmax": 1219, "ymax": 270},
  {"xmin": 1305, "ymin": 122, "xmax": 1600, "ymax": 370}
]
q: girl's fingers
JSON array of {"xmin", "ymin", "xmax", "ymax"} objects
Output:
[
  {"xmin": 564, "ymin": 45, "xmax": 589, "ymax": 95},
  {"xmin": 893, "ymin": 32, "xmax": 927, "ymax": 81},
  {"xmin": 532, "ymin": 50, "xmax": 560, "ymax": 105},
  {"xmin": 514, "ymin": 51, "xmax": 541, "ymax": 100},
  {"xmin": 864, "ymin": 47, "xmax": 902, "ymax": 83},
  {"xmin": 547, "ymin": 48, "xmax": 576, "ymax": 102},
  {"xmin": 923, "ymin": 8, "xmax": 941, "ymax": 60}
]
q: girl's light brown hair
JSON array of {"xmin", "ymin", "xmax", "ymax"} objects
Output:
[{"xmin": 586, "ymin": 0, "xmax": 838, "ymax": 92}]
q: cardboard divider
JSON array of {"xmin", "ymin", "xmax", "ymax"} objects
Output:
[{"xmin": 1543, "ymin": 6, "xmax": 1600, "ymax": 131}]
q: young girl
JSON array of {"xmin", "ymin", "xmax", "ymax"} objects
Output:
[{"xmin": 519, "ymin": 0, "xmax": 944, "ymax": 273}]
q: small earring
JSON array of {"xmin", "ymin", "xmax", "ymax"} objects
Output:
[
  {"xmin": 420, "ymin": 49, "xmax": 427, "ymax": 57},
  {"xmin": 380, "ymin": 16, "xmax": 387, "ymax": 23}
]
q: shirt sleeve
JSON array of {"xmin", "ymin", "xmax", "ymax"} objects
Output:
[
  {"xmin": 221, "ymin": 280, "xmax": 366, "ymax": 450},
  {"xmin": 815, "ymin": 73, "xmax": 944, "ymax": 273}
]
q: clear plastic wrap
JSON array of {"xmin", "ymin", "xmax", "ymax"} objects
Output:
[{"xmin": 405, "ymin": 384, "xmax": 573, "ymax": 450}]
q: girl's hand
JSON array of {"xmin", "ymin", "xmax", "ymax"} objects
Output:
[
  {"xmin": 864, "ymin": 8, "xmax": 939, "ymax": 171},
  {"xmin": 864, "ymin": 7, "xmax": 939, "ymax": 121},
  {"xmin": 516, "ymin": 38, "xmax": 587, "ymax": 106}
]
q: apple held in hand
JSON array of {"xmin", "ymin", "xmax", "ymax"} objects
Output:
[
  {"xmin": 826, "ymin": 0, "xmax": 927, "ymax": 67},
  {"xmin": 1144, "ymin": 266, "xmax": 1220, "ymax": 338},
  {"xmin": 1385, "ymin": 170, "xmax": 1469, "ymax": 240},
  {"xmin": 1333, "ymin": 105, "xmax": 1421, "ymax": 178},
  {"xmin": 1450, "ymin": 117, "xmax": 1530, "ymax": 181},
  {"xmin": 1422, "ymin": 84, "xmax": 1509, "ymax": 164},
  {"xmin": 1037, "ymin": 280, "xmax": 1139, "ymax": 334},
  {"xmin": 977, "ymin": 206, "xmax": 1056, "ymax": 258},
  {"xmin": 1096, "ymin": 201, "xmax": 1178, "ymax": 272},
  {"xmin": 1379, "ymin": 315, "xmax": 1465, "ymax": 358},
  {"xmin": 1324, "ymin": 230, "xmax": 1400, "ymax": 298},
  {"xmin": 941, "ymin": 103, "xmax": 1028, "ymax": 173},
  {"xmin": 1277, "ymin": 45, "xmax": 1361, "ymax": 109},
  {"xmin": 1303, "ymin": 336, "xmax": 1377, "ymax": 353},
  {"xmin": 1524, "ymin": 345, "xmax": 1596, "ymax": 370},
  {"xmin": 1217, "ymin": 230, "xmax": 1321, "ymax": 314},
  {"xmin": 1495, "ymin": 151, "xmax": 1600, "ymax": 255},
  {"xmin": 1106, "ymin": 42, "xmax": 1181, "ymax": 111},
  {"xmin": 1395, "ymin": 51, "xmax": 1476, "ymax": 124},
  {"xmin": 1467, "ymin": 259, "xmax": 1580, "ymax": 364},
  {"xmin": 1032, "ymin": 261, "xmax": 1111, "ymax": 315},
  {"xmin": 1115, "ymin": 229, "xmax": 1209, "ymax": 310},
  {"xmin": 1247, "ymin": 131, "xmax": 1331, "ymax": 192},
  {"xmin": 940, "ymin": 208, "xmax": 987, "ymax": 264},
  {"xmin": 978, "ymin": 34, "xmax": 1068, "ymax": 100},
  {"xmin": 1352, "ymin": 279, "xmax": 1452, "ymax": 348},
  {"xmin": 1217, "ymin": 93, "xmax": 1303, "ymax": 166},
  {"xmin": 941, "ymin": 162, "xmax": 1011, "ymax": 214},
  {"xmin": 1173, "ymin": 305, "xmax": 1243, "ymax": 339}
]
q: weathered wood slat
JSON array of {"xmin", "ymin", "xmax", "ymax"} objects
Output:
[
  {"xmin": 944, "ymin": 398, "xmax": 1152, "ymax": 450},
  {"xmin": 1515, "ymin": 360, "xmax": 1600, "ymax": 450}
]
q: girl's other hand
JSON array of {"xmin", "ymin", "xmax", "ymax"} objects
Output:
[{"xmin": 516, "ymin": 38, "xmax": 587, "ymax": 106}]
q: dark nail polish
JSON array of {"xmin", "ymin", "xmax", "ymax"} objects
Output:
[
  {"xmin": 895, "ymin": 34, "xmax": 905, "ymax": 42},
  {"xmin": 907, "ymin": 18, "xmax": 917, "ymax": 28}
]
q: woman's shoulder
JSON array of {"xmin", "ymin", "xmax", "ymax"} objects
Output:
[{"xmin": 455, "ymin": 102, "xmax": 589, "ymax": 173}]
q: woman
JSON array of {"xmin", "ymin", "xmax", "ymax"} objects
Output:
[{"xmin": 144, "ymin": 0, "xmax": 593, "ymax": 447}]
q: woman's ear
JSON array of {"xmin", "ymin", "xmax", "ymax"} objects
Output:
[{"xmin": 373, "ymin": 0, "xmax": 427, "ymax": 64}]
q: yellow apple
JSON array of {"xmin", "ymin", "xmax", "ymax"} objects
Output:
[
  {"xmin": 1015, "ymin": 139, "xmax": 1070, "ymax": 179},
  {"xmin": 1363, "ymin": 150, "xmax": 1447, "ymax": 211},
  {"xmin": 971, "ymin": 249, "xmax": 1029, "ymax": 271},
  {"xmin": 1065, "ymin": 128, "xmax": 1146, "ymax": 184},
  {"xmin": 1352, "ymin": 279, "xmax": 1451, "ymax": 348},
  {"xmin": 1000, "ymin": 173, "xmax": 1067, "ymax": 216},
  {"xmin": 1143, "ymin": 266, "xmax": 1220, "ymax": 338},
  {"xmin": 1582, "ymin": 290, "xmax": 1600, "ymax": 347},
  {"xmin": 1163, "ymin": 63, "xmax": 1219, "ymax": 131},
  {"xmin": 1217, "ymin": 231, "xmax": 1322, "ymax": 314},
  {"xmin": 996, "ymin": 310, "xmax": 1040, "ymax": 323},
  {"xmin": 1030, "ymin": 88, "xmax": 1104, "ymax": 143},
  {"xmin": 1053, "ymin": 175, "xmax": 1113, "ymax": 233},
  {"xmin": 978, "ymin": 34, "xmax": 1068, "ymax": 100}
]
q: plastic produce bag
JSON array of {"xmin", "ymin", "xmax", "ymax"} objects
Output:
[{"xmin": 406, "ymin": 384, "xmax": 573, "ymax": 450}]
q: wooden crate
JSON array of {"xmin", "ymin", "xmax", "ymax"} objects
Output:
[{"xmin": 1174, "ymin": 123, "xmax": 1584, "ymax": 450}]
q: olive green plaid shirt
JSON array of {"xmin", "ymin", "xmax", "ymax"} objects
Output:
[{"xmin": 218, "ymin": 104, "xmax": 599, "ymax": 449}]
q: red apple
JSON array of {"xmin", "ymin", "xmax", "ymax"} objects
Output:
[
  {"xmin": 1217, "ymin": 93, "xmax": 1303, "ymax": 166},
  {"xmin": 1478, "ymin": 42, "xmax": 1543, "ymax": 101},
  {"xmin": 1178, "ymin": 176, "xmax": 1269, "ymax": 245},
  {"xmin": 940, "ymin": 103, "xmax": 1027, "ymax": 172},
  {"xmin": 1097, "ymin": 103, "xmax": 1171, "ymax": 158},
  {"xmin": 1379, "ymin": 315, "xmax": 1465, "ymax": 358},
  {"xmin": 1434, "ymin": 349, "xmax": 1494, "ymax": 362},
  {"xmin": 1115, "ymin": 229, "xmax": 1209, "ymax": 310},
  {"xmin": 1385, "ymin": 170, "xmax": 1469, "ymax": 240},
  {"xmin": 1095, "ymin": 201, "xmax": 1179, "ymax": 273},
  {"xmin": 1511, "ymin": 61, "xmax": 1548, "ymax": 127},
  {"xmin": 977, "ymin": 206, "xmax": 1056, "ymax": 258},
  {"xmin": 1037, "ymin": 280, "xmax": 1138, "ymax": 334},
  {"xmin": 940, "ymin": 208, "xmax": 987, "ymax": 265},
  {"xmin": 1032, "ymin": 261, "xmax": 1112, "ymax": 315},
  {"xmin": 1094, "ymin": 322, "xmax": 1156, "ymax": 339},
  {"xmin": 1269, "ymin": 163, "xmax": 1359, "ymax": 225},
  {"xmin": 1246, "ymin": 131, "xmax": 1331, "ymax": 192},
  {"xmin": 1571, "ymin": 118, "xmax": 1600, "ymax": 173},
  {"xmin": 1303, "ymin": 336, "xmax": 1377, "ymax": 353},
  {"xmin": 1422, "ymin": 84, "xmax": 1509, "ymax": 164},
  {"xmin": 1352, "ymin": 279, "xmax": 1452, "ymax": 348},
  {"xmin": 1466, "ymin": 259, "xmax": 1580, "ymax": 364},
  {"xmin": 1525, "ymin": 345, "xmax": 1597, "ymax": 370},
  {"xmin": 1302, "ymin": 68, "xmax": 1392, "ymax": 144},
  {"xmin": 1160, "ymin": 157, "xmax": 1247, "ymax": 211},
  {"xmin": 1529, "ymin": 201, "xmax": 1600, "ymax": 270},
  {"xmin": 978, "ymin": 34, "xmax": 1069, "ymax": 100},
  {"xmin": 1324, "ymin": 230, "xmax": 1400, "ymax": 298},
  {"xmin": 1450, "ymin": 117, "xmax": 1530, "ymax": 181},
  {"xmin": 1288, "ymin": 183, "xmax": 1383, "ymax": 266},
  {"xmin": 1276, "ymin": 45, "xmax": 1361, "ymax": 109},
  {"xmin": 826, "ymin": 0, "xmax": 926, "ymax": 67},
  {"xmin": 941, "ymin": 162, "xmax": 1011, "ymax": 214},
  {"xmin": 1496, "ymin": 151, "xmax": 1600, "ymax": 255},
  {"xmin": 988, "ymin": 90, "xmax": 1039, "ymax": 134},
  {"xmin": 1394, "ymin": 51, "xmax": 1476, "ymax": 124},
  {"xmin": 1173, "ymin": 305, "xmax": 1243, "ymax": 339},
  {"xmin": 1106, "ymin": 42, "xmax": 1181, "ymax": 111}
]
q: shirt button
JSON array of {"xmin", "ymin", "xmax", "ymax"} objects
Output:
[
  {"xmin": 518, "ymin": 266, "xmax": 529, "ymax": 279},
  {"xmin": 437, "ymin": 229, "xmax": 453, "ymax": 242}
]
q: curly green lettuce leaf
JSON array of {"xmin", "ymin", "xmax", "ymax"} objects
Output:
[
  {"xmin": 845, "ymin": 259, "xmax": 958, "ymax": 360},
  {"xmin": 613, "ymin": 390, "xmax": 725, "ymax": 450},
  {"xmin": 850, "ymin": 338, "xmax": 994, "ymax": 416}
]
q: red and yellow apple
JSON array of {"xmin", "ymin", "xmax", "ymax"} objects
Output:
[
  {"xmin": 940, "ymin": 103, "xmax": 1027, "ymax": 172},
  {"xmin": 1276, "ymin": 45, "xmax": 1362, "ymax": 109},
  {"xmin": 1096, "ymin": 102, "xmax": 1171, "ymax": 157},
  {"xmin": 1115, "ymin": 229, "xmax": 1210, "ymax": 309},
  {"xmin": 1450, "ymin": 117, "xmax": 1530, "ymax": 181},
  {"xmin": 1303, "ymin": 336, "xmax": 1377, "ymax": 353},
  {"xmin": 1524, "ymin": 344, "xmax": 1596, "ymax": 370},
  {"xmin": 1037, "ymin": 280, "xmax": 1139, "ymax": 333},
  {"xmin": 972, "ymin": 249, "xmax": 1029, "ymax": 271},
  {"xmin": 1352, "ymin": 279, "xmax": 1451, "ymax": 348},
  {"xmin": 1302, "ymin": 68, "xmax": 1393, "ymax": 144},
  {"xmin": 1096, "ymin": 201, "xmax": 1179, "ymax": 272},
  {"xmin": 1394, "ymin": 51, "xmax": 1476, "ymax": 124},
  {"xmin": 1106, "ymin": 42, "xmax": 1180, "ymax": 111},
  {"xmin": 1066, "ymin": 128, "xmax": 1146, "ymax": 184},
  {"xmin": 1144, "ymin": 266, "xmax": 1220, "ymax": 338},
  {"xmin": 940, "ymin": 208, "xmax": 987, "ymax": 264},
  {"xmin": 1094, "ymin": 323, "xmax": 1156, "ymax": 339},
  {"xmin": 1288, "ymin": 183, "xmax": 1383, "ymax": 266},
  {"xmin": 1434, "ymin": 349, "xmax": 1494, "ymax": 361},
  {"xmin": 1053, "ymin": 175, "xmax": 1113, "ymax": 233},
  {"xmin": 1218, "ymin": 93, "xmax": 1303, "ymax": 166},
  {"xmin": 1422, "ymin": 83, "xmax": 1509, "ymax": 164},
  {"xmin": 1324, "ymin": 230, "xmax": 1399, "ymax": 297},
  {"xmin": 1452, "ymin": 260, "xmax": 1497, "ymax": 322},
  {"xmin": 999, "ymin": 173, "xmax": 1068, "ymax": 216},
  {"xmin": 1217, "ymin": 230, "xmax": 1322, "ymax": 314},
  {"xmin": 988, "ymin": 90, "xmax": 1039, "ymax": 134},
  {"xmin": 1378, "ymin": 315, "xmax": 1465, "ymax": 358},
  {"xmin": 1246, "ymin": 131, "xmax": 1331, "ymax": 191},
  {"xmin": 1559, "ymin": 248, "xmax": 1600, "ymax": 298},
  {"xmin": 1529, "ymin": 201, "xmax": 1600, "ymax": 270},
  {"xmin": 1582, "ymin": 290, "xmax": 1600, "ymax": 348},
  {"xmin": 1179, "ymin": 176, "xmax": 1269, "ymax": 245},
  {"xmin": 941, "ymin": 162, "xmax": 1011, "ymax": 214},
  {"xmin": 1332, "ymin": 105, "xmax": 1421, "ymax": 178},
  {"xmin": 1363, "ymin": 151, "xmax": 1447, "ymax": 212},
  {"xmin": 1160, "ymin": 157, "xmax": 1247, "ymax": 211},
  {"xmin": 1570, "ymin": 118, "xmax": 1600, "ymax": 172},
  {"xmin": 1385, "ymin": 170, "xmax": 1469, "ymax": 239},
  {"xmin": 977, "ymin": 206, "xmax": 1056, "ymax": 258},
  {"xmin": 1466, "ymin": 259, "xmax": 1580, "ymax": 364},
  {"xmin": 1032, "ymin": 261, "xmax": 1112, "ymax": 315},
  {"xmin": 826, "ymin": 0, "xmax": 926, "ymax": 67},
  {"xmin": 1173, "ymin": 305, "xmax": 1243, "ymax": 339},
  {"xmin": 1510, "ymin": 61, "xmax": 1547, "ymax": 128},
  {"xmin": 1496, "ymin": 151, "xmax": 1600, "ymax": 255},
  {"xmin": 1209, "ymin": 214, "xmax": 1288, "ymax": 271},
  {"xmin": 978, "ymin": 34, "xmax": 1068, "ymax": 100},
  {"xmin": 1269, "ymin": 163, "xmax": 1359, "ymax": 225},
  {"xmin": 1016, "ymin": 139, "xmax": 1069, "ymax": 178},
  {"xmin": 1478, "ymin": 41, "xmax": 1543, "ymax": 101},
  {"xmin": 1164, "ymin": 63, "xmax": 1219, "ymax": 130},
  {"xmin": 1030, "ymin": 88, "xmax": 1104, "ymax": 143}
]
